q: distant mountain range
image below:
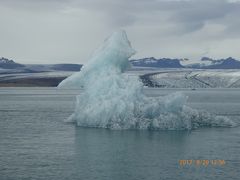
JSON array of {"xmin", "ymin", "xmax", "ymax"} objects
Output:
[
  {"xmin": 1, "ymin": 56, "xmax": 240, "ymax": 73},
  {"xmin": 130, "ymin": 57, "xmax": 240, "ymax": 69},
  {"xmin": 0, "ymin": 57, "xmax": 25, "ymax": 69},
  {"xmin": 0, "ymin": 57, "xmax": 82, "ymax": 74},
  {"xmin": 130, "ymin": 57, "xmax": 184, "ymax": 68},
  {"xmin": 186, "ymin": 57, "xmax": 240, "ymax": 69}
]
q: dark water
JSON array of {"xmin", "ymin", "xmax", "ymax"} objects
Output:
[{"xmin": 0, "ymin": 88, "xmax": 239, "ymax": 180}]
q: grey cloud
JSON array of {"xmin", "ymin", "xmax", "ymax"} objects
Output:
[
  {"xmin": 1, "ymin": 0, "xmax": 240, "ymax": 31},
  {"xmin": 75, "ymin": 0, "xmax": 240, "ymax": 34},
  {"xmin": 1, "ymin": 0, "xmax": 240, "ymax": 63},
  {"xmin": 168, "ymin": 0, "xmax": 239, "ymax": 32}
]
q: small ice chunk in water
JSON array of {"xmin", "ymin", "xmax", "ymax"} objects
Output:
[{"xmin": 58, "ymin": 30, "xmax": 235, "ymax": 130}]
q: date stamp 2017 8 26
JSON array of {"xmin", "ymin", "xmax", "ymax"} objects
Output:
[{"xmin": 179, "ymin": 159, "xmax": 226, "ymax": 167}]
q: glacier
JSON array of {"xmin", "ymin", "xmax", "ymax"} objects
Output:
[
  {"xmin": 58, "ymin": 30, "xmax": 235, "ymax": 130},
  {"xmin": 146, "ymin": 69, "xmax": 240, "ymax": 88}
]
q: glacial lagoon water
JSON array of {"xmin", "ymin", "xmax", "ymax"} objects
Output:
[{"xmin": 0, "ymin": 87, "xmax": 240, "ymax": 180}]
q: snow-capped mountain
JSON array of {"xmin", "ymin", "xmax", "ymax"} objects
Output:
[
  {"xmin": 186, "ymin": 57, "xmax": 240, "ymax": 69},
  {"xmin": 0, "ymin": 57, "xmax": 24, "ymax": 69},
  {"xmin": 130, "ymin": 57, "xmax": 184, "ymax": 68},
  {"xmin": 0, "ymin": 57, "xmax": 82, "ymax": 74},
  {"xmin": 206, "ymin": 57, "xmax": 240, "ymax": 69},
  {"xmin": 1, "ymin": 56, "xmax": 240, "ymax": 73}
]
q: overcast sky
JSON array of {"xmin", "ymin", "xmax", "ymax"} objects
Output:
[{"xmin": 1, "ymin": 0, "xmax": 240, "ymax": 64}]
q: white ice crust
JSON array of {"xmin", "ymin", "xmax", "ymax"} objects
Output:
[{"xmin": 58, "ymin": 30, "xmax": 235, "ymax": 130}]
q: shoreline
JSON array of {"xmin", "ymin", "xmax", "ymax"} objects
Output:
[{"xmin": 0, "ymin": 77, "xmax": 67, "ymax": 87}]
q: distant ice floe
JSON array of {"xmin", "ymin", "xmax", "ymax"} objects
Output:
[{"xmin": 58, "ymin": 30, "xmax": 236, "ymax": 130}]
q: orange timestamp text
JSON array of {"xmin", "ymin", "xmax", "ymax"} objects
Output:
[{"xmin": 179, "ymin": 159, "xmax": 226, "ymax": 167}]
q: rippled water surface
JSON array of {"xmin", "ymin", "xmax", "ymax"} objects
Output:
[{"xmin": 0, "ymin": 87, "xmax": 239, "ymax": 180}]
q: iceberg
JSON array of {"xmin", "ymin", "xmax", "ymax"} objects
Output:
[{"xmin": 58, "ymin": 30, "xmax": 235, "ymax": 130}]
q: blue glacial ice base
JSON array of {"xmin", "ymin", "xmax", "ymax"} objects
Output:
[{"xmin": 58, "ymin": 30, "xmax": 235, "ymax": 130}]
